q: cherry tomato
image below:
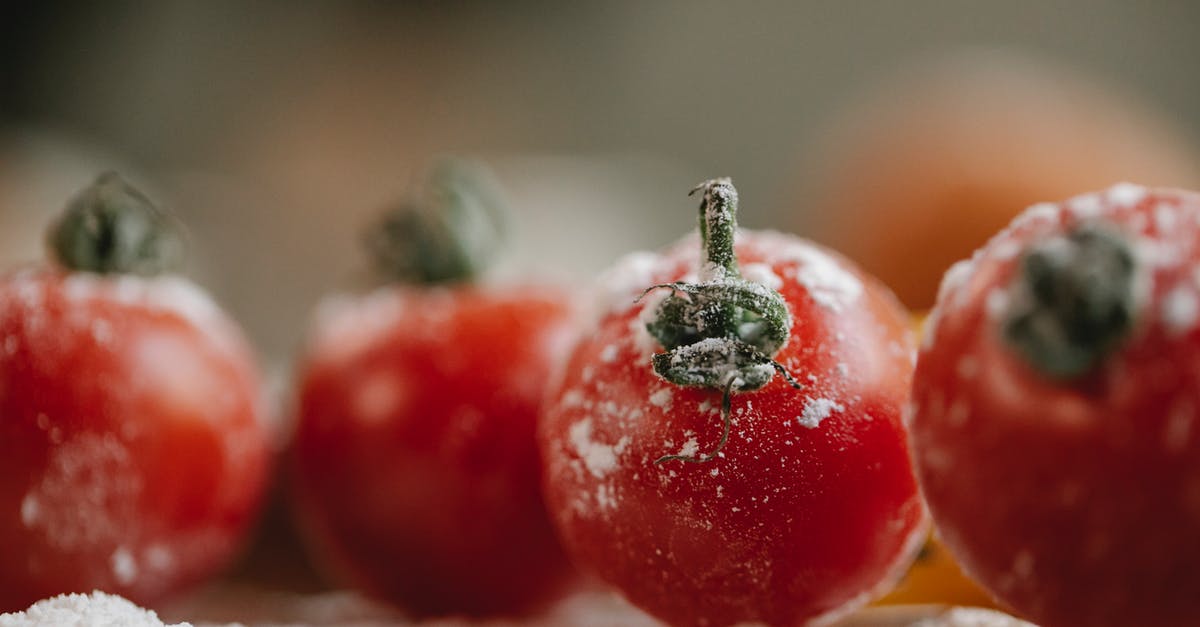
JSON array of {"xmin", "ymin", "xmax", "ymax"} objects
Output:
[
  {"xmin": 289, "ymin": 160, "xmax": 580, "ymax": 618},
  {"xmin": 0, "ymin": 174, "xmax": 270, "ymax": 611},
  {"xmin": 539, "ymin": 180, "xmax": 926, "ymax": 626},
  {"xmin": 911, "ymin": 184, "xmax": 1200, "ymax": 626}
]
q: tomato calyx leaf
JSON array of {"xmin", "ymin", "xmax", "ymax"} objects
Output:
[
  {"xmin": 48, "ymin": 172, "xmax": 185, "ymax": 276},
  {"xmin": 364, "ymin": 158, "xmax": 507, "ymax": 285},
  {"xmin": 642, "ymin": 179, "xmax": 801, "ymax": 464},
  {"xmin": 1003, "ymin": 223, "xmax": 1136, "ymax": 379}
]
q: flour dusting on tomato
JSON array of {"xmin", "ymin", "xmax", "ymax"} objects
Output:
[
  {"xmin": 57, "ymin": 274, "xmax": 238, "ymax": 355},
  {"xmin": 593, "ymin": 250, "xmax": 663, "ymax": 321},
  {"xmin": 110, "ymin": 546, "xmax": 138, "ymax": 586},
  {"xmin": 1107, "ymin": 182, "xmax": 1149, "ymax": 206},
  {"xmin": 310, "ymin": 289, "xmax": 408, "ymax": 365},
  {"xmin": 754, "ymin": 232, "xmax": 864, "ymax": 312},
  {"xmin": 741, "ymin": 262, "xmax": 783, "ymax": 290},
  {"xmin": 797, "ymin": 397, "xmax": 844, "ymax": 429},
  {"xmin": 568, "ymin": 419, "xmax": 628, "ymax": 479},
  {"xmin": 1162, "ymin": 284, "xmax": 1200, "ymax": 335},
  {"xmin": 1067, "ymin": 191, "xmax": 1107, "ymax": 219},
  {"xmin": 923, "ymin": 258, "xmax": 976, "ymax": 352},
  {"xmin": 648, "ymin": 388, "xmax": 674, "ymax": 409},
  {"xmin": 23, "ymin": 432, "xmax": 143, "ymax": 552}
]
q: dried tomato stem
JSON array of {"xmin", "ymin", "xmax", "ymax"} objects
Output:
[
  {"xmin": 1003, "ymin": 223, "xmax": 1136, "ymax": 379},
  {"xmin": 655, "ymin": 376, "xmax": 738, "ymax": 464},
  {"xmin": 644, "ymin": 179, "xmax": 801, "ymax": 464},
  {"xmin": 48, "ymin": 172, "xmax": 184, "ymax": 276},
  {"xmin": 365, "ymin": 159, "xmax": 506, "ymax": 285}
]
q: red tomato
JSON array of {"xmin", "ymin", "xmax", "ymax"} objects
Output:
[
  {"xmin": 0, "ymin": 268, "xmax": 270, "ymax": 611},
  {"xmin": 290, "ymin": 284, "xmax": 581, "ymax": 617},
  {"xmin": 539, "ymin": 180, "xmax": 926, "ymax": 627},
  {"xmin": 911, "ymin": 184, "xmax": 1200, "ymax": 627}
]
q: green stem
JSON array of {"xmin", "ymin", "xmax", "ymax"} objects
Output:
[
  {"xmin": 1003, "ymin": 224, "xmax": 1136, "ymax": 379},
  {"xmin": 692, "ymin": 178, "xmax": 739, "ymax": 281},
  {"xmin": 644, "ymin": 179, "xmax": 801, "ymax": 464},
  {"xmin": 364, "ymin": 158, "xmax": 506, "ymax": 285},
  {"xmin": 48, "ymin": 172, "xmax": 183, "ymax": 276}
]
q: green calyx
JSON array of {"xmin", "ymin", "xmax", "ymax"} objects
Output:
[
  {"xmin": 642, "ymin": 179, "xmax": 800, "ymax": 464},
  {"xmin": 1003, "ymin": 223, "xmax": 1136, "ymax": 379},
  {"xmin": 48, "ymin": 172, "xmax": 184, "ymax": 276},
  {"xmin": 364, "ymin": 158, "xmax": 507, "ymax": 285}
]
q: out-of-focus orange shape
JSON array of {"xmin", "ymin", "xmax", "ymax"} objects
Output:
[{"xmin": 804, "ymin": 49, "xmax": 1200, "ymax": 310}]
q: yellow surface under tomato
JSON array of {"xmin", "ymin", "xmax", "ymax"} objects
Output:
[{"xmin": 875, "ymin": 533, "xmax": 995, "ymax": 607}]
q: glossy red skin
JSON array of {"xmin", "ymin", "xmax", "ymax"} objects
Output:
[
  {"xmin": 290, "ymin": 285, "xmax": 580, "ymax": 618},
  {"xmin": 539, "ymin": 232, "xmax": 926, "ymax": 627},
  {"xmin": 0, "ymin": 268, "xmax": 270, "ymax": 611},
  {"xmin": 911, "ymin": 187, "xmax": 1200, "ymax": 627}
]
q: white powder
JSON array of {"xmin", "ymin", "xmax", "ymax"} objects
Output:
[
  {"xmin": 740, "ymin": 263, "xmax": 783, "ymax": 290},
  {"xmin": 1108, "ymin": 182, "xmax": 1148, "ymax": 206},
  {"xmin": 991, "ymin": 239, "xmax": 1022, "ymax": 261},
  {"xmin": 924, "ymin": 258, "xmax": 976, "ymax": 351},
  {"xmin": 1161, "ymin": 284, "xmax": 1199, "ymax": 335},
  {"xmin": 0, "ymin": 591, "xmax": 190, "ymax": 627},
  {"xmin": 1155, "ymin": 205, "xmax": 1179, "ymax": 234},
  {"xmin": 674, "ymin": 437, "xmax": 700, "ymax": 458},
  {"xmin": 797, "ymin": 398, "xmax": 843, "ymax": 429},
  {"xmin": 310, "ymin": 289, "xmax": 407, "ymax": 366},
  {"xmin": 984, "ymin": 289, "xmax": 1010, "ymax": 321},
  {"xmin": 19, "ymin": 494, "xmax": 39, "ymax": 528},
  {"xmin": 560, "ymin": 388, "xmax": 587, "ymax": 409},
  {"xmin": 648, "ymin": 388, "xmax": 674, "ymax": 409},
  {"xmin": 914, "ymin": 606, "xmax": 1037, "ymax": 627},
  {"xmin": 598, "ymin": 344, "xmax": 618, "ymax": 363},
  {"xmin": 59, "ymin": 274, "xmax": 232, "ymax": 350},
  {"xmin": 25, "ymin": 432, "xmax": 143, "ymax": 552},
  {"xmin": 1014, "ymin": 202, "xmax": 1060, "ymax": 228},
  {"xmin": 568, "ymin": 419, "xmax": 628, "ymax": 479},
  {"xmin": 789, "ymin": 247, "xmax": 863, "ymax": 311},
  {"xmin": 593, "ymin": 250, "xmax": 663, "ymax": 321},
  {"xmin": 110, "ymin": 546, "xmax": 138, "ymax": 585},
  {"xmin": 1067, "ymin": 191, "xmax": 1105, "ymax": 219}
]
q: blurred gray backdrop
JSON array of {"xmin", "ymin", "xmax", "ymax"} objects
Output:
[{"xmin": 3, "ymin": 1, "xmax": 1199, "ymax": 360}]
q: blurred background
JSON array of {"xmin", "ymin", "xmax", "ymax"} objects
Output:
[{"xmin": 3, "ymin": 1, "xmax": 1200, "ymax": 362}]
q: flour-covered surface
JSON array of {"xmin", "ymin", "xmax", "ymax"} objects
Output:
[
  {"xmin": 841, "ymin": 606, "xmax": 1036, "ymax": 627},
  {"xmin": 6, "ymin": 588, "xmax": 1036, "ymax": 627},
  {"xmin": 0, "ymin": 591, "xmax": 192, "ymax": 627},
  {"xmin": 539, "ymin": 228, "xmax": 927, "ymax": 626},
  {"xmin": 910, "ymin": 186, "xmax": 1200, "ymax": 627},
  {"xmin": 175, "ymin": 585, "xmax": 1036, "ymax": 627}
]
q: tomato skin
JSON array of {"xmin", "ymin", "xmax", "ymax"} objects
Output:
[
  {"xmin": 539, "ymin": 231, "xmax": 926, "ymax": 627},
  {"xmin": 290, "ymin": 285, "xmax": 580, "ymax": 618},
  {"xmin": 911, "ymin": 186, "xmax": 1200, "ymax": 627},
  {"xmin": 0, "ymin": 268, "xmax": 270, "ymax": 611}
]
